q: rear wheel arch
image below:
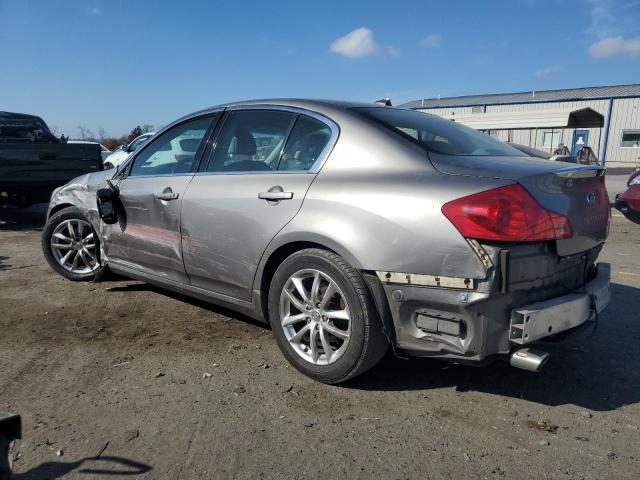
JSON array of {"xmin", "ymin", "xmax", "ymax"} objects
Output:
[{"xmin": 258, "ymin": 241, "xmax": 337, "ymax": 321}]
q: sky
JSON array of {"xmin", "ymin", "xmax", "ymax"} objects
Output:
[{"xmin": 1, "ymin": 0, "xmax": 639, "ymax": 138}]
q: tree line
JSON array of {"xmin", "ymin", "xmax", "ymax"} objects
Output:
[{"xmin": 73, "ymin": 124, "xmax": 155, "ymax": 150}]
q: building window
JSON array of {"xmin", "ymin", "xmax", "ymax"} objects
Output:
[
  {"xmin": 542, "ymin": 130, "xmax": 560, "ymax": 149},
  {"xmin": 621, "ymin": 130, "xmax": 640, "ymax": 148}
]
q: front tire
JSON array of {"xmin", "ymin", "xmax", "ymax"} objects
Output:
[
  {"xmin": 42, "ymin": 207, "xmax": 103, "ymax": 281},
  {"xmin": 268, "ymin": 248, "xmax": 388, "ymax": 384}
]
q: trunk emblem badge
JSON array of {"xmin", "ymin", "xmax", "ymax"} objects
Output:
[{"xmin": 585, "ymin": 192, "xmax": 596, "ymax": 205}]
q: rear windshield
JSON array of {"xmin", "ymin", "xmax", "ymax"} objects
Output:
[{"xmin": 354, "ymin": 107, "xmax": 523, "ymax": 156}]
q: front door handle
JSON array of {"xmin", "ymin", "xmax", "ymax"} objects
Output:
[
  {"xmin": 258, "ymin": 191, "xmax": 293, "ymax": 201},
  {"xmin": 155, "ymin": 191, "xmax": 179, "ymax": 201}
]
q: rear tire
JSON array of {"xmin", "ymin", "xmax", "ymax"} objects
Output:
[
  {"xmin": 42, "ymin": 207, "xmax": 104, "ymax": 281},
  {"xmin": 268, "ymin": 248, "xmax": 388, "ymax": 384}
]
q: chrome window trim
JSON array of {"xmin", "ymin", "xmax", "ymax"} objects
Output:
[
  {"xmin": 206, "ymin": 104, "xmax": 340, "ymax": 175},
  {"xmin": 194, "ymin": 170, "xmax": 314, "ymax": 177}
]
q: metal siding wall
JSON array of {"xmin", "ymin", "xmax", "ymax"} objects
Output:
[
  {"xmin": 424, "ymin": 99, "xmax": 619, "ymax": 159},
  {"xmin": 418, "ymin": 107, "xmax": 477, "ymax": 117},
  {"xmin": 511, "ymin": 130, "xmax": 530, "ymax": 145},
  {"xmin": 485, "ymin": 100, "xmax": 610, "ymax": 158},
  {"xmin": 605, "ymin": 98, "xmax": 640, "ymax": 164},
  {"xmin": 420, "ymin": 98, "xmax": 640, "ymax": 163}
]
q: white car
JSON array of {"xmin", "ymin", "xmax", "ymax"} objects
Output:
[
  {"xmin": 102, "ymin": 132, "xmax": 155, "ymax": 169},
  {"xmin": 67, "ymin": 140, "xmax": 111, "ymax": 162}
]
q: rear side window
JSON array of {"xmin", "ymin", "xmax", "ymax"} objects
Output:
[
  {"xmin": 354, "ymin": 107, "xmax": 523, "ymax": 156},
  {"xmin": 278, "ymin": 116, "xmax": 332, "ymax": 171},
  {"xmin": 207, "ymin": 110, "xmax": 295, "ymax": 172}
]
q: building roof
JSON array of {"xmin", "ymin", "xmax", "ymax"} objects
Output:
[{"xmin": 400, "ymin": 84, "xmax": 640, "ymax": 109}]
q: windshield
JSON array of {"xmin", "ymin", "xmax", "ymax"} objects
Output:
[{"xmin": 354, "ymin": 107, "xmax": 523, "ymax": 157}]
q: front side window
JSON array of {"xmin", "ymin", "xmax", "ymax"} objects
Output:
[
  {"xmin": 207, "ymin": 110, "xmax": 295, "ymax": 172},
  {"xmin": 278, "ymin": 116, "xmax": 332, "ymax": 171},
  {"xmin": 621, "ymin": 130, "xmax": 640, "ymax": 148},
  {"xmin": 129, "ymin": 117, "xmax": 212, "ymax": 177},
  {"xmin": 354, "ymin": 107, "xmax": 522, "ymax": 156}
]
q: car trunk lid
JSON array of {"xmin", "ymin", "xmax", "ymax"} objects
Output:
[{"xmin": 429, "ymin": 153, "xmax": 610, "ymax": 256}]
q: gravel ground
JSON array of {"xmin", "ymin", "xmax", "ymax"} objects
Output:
[{"xmin": 1, "ymin": 177, "xmax": 639, "ymax": 479}]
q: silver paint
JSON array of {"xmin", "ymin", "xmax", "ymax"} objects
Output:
[{"xmin": 45, "ymin": 99, "xmax": 610, "ymax": 365}]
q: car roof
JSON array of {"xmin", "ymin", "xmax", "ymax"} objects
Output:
[
  {"xmin": 158, "ymin": 99, "xmax": 413, "ymax": 137},
  {"xmin": 190, "ymin": 99, "xmax": 392, "ymax": 117}
]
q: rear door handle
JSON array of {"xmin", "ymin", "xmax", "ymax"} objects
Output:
[
  {"xmin": 155, "ymin": 192, "xmax": 179, "ymax": 201},
  {"xmin": 258, "ymin": 191, "xmax": 293, "ymax": 201}
]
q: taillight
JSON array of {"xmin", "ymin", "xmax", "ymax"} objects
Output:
[{"xmin": 442, "ymin": 184, "xmax": 573, "ymax": 242}]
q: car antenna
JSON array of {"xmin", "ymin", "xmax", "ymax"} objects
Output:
[{"xmin": 375, "ymin": 98, "xmax": 392, "ymax": 106}]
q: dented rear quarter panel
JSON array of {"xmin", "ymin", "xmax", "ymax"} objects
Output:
[{"xmin": 265, "ymin": 108, "xmax": 514, "ymax": 281}]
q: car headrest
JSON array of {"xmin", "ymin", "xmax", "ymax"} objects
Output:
[{"xmin": 231, "ymin": 130, "xmax": 256, "ymax": 156}]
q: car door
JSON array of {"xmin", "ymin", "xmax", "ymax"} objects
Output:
[
  {"xmin": 102, "ymin": 115, "xmax": 217, "ymax": 283},
  {"xmin": 181, "ymin": 107, "xmax": 337, "ymax": 301}
]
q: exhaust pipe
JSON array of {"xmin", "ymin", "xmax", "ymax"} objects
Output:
[{"xmin": 509, "ymin": 348, "xmax": 549, "ymax": 372}]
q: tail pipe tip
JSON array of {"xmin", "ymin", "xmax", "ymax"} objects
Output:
[{"xmin": 509, "ymin": 348, "xmax": 550, "ymax": 372}]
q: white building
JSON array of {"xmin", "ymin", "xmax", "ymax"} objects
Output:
[{"xmin": 401, "ymin": 84, "xmax": 640, "ymax": 165}]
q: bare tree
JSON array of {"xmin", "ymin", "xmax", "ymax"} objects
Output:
[
  {"xmin": 77, "ymin": 126, "xmax": 95, "ymax": 140},
  {"xmin": 97, "ymin": 127, "xmax": 107, "ymax": 143},
  {"xmin": 49, "ymin": 125, "xmax": 60, "ymax": 137},
  {"xmin": 141, "ymin": 124, "xmax": 155, "ymax": 133}
]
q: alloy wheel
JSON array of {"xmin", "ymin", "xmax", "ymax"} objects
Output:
[
  {"xmin": 50, "ymin": 219, "xmax": 99, "ymax": 274},
  {"xmin": 279, "ymin": 269, "xmax": 351, "ymax": 365}
]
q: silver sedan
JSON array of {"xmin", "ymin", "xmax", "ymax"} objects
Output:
[{"xmin": 43, "ymin": 100, "xmax": 611, "ymax": 383}]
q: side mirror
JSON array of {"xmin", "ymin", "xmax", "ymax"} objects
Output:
[
  {"xmin": 97, "ymin": 184, "xmax": 120, "ymax": 224},
  {"xmin": 124, "ymin": 144, "xmax": 132, "ymax": 153}
]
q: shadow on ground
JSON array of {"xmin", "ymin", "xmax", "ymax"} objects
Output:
[
  {"xmin": 0, "ymin": 204, "xmax": 47, "ymax": 231},
  {"xmin": 348, "ymin": 281, "xmax": 640, "ymax": 412},
  {"xmin": 105, "ymin": 282, "xmax": 267, "ymax": 330},
  {"xmin": 105, "ymin": 277, "xmax": 640, "ymax": 412},
  {"xmin": 15, "ymin": 455, "xmax": 152, "ymax": 479}
]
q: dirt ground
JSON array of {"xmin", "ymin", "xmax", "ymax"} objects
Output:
[{"xmin": 1, "ymin": 177, "xmax": 640, "ymax": 479}]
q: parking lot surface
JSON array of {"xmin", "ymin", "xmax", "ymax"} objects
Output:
[{"xmin": 1, "ymin": 174, "xmax": 639, "ymax": 479}]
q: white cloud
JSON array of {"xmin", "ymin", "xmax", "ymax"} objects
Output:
[
  {"xmin": 88, "ymin": 7, "xmax": 101, "ymax": 15},
  {"xmin": 587, "ymin": 0, "xmax": 640, "ymax": 38},
  {"xmin": 420, "ymin": 33, "xmax": 442, "ymax": 48},
  {"xmin": 535, "ymin": 64, "xmax": 563, "ymax": 78},
  {"xmin": 589, "ymin": 35, "xmax": 640, "ymax": 57},
  {"xmin": 329, "ymin": 27, "xmax": 396, "ymax": 58}
]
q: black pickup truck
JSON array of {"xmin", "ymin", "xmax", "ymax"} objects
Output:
[{"xmin": 0, "ymin": 111, "xmax": 102, "ymax": 207}]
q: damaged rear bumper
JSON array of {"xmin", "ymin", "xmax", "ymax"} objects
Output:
[{"xmin": 377, "ymin": 261, "xmax": 610, "ymax": 364}]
